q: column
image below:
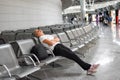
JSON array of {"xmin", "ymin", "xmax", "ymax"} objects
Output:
[{"xmin": 80, "ymin": 0, "xmax": 86, "ymax": 23}]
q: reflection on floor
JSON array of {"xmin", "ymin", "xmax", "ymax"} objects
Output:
[{"xmin": 26, "ymin": 24, "xmax": 120, "ymax": 80}]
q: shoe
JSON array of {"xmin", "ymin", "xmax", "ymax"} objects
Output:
[{"xmin": 87, "ymin": 64, "xmax": 100, "ymax": 75}]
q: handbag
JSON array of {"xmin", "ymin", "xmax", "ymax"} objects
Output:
[{"xmin": 30, "ymin": 44, "xmax": 48, "ymax": 60}]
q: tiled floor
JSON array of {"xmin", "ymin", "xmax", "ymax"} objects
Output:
[{"xmin": 28, "ymin": 23, "xmax": 120, "ymax": 80}]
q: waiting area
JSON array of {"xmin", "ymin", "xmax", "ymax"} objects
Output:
[{"xmin": 0, "ymin": 23, "xmax": 99, "ymax": 80}]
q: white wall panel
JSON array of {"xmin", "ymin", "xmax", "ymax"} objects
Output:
[{"xmin": 0, "ymin": 0, "xmax": 63, "ymax": 32}]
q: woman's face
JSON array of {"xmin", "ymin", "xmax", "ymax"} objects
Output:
[{"xmin": 34, "ymin": 29, "xmax": 44, "ymax": 37}]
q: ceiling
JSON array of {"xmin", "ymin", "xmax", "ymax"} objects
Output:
[
  {"xmin": 72, "ymin": 0, "xmax": 115, "ymax": 6},
  {"xmin": 61, "ymin": 0, "xmax": 72, "ymax": 9},
  {"xmin": 63, "ymin": 0, "xmax": 120, "ymax": 14}
]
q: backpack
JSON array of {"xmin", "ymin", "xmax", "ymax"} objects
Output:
[{"xmin": 30, "ymin": 44, "xmax": 48, "ymax": 60}]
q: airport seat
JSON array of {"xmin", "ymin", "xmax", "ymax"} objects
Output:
[
  {"xmin": 1, "ymin": 32, "xmax": 16, "ymax": 43},
  {"xmin": 16, "ymin": 39, "xmax": 61, "ymax": 66},
  {"xmin": 75, "ymin": 26, "xmax": 86, "ymax": 44},
  {"xmin": 39, "ymin": 27, "xmax": 52, "ymax": 34},
  {"xmin": 63, "ymin": 27, "xmax": 85, "ymax": 49},
  {"xmin": 1, "ymin": 30, "xmax": 14, "ymax": 34},
  {"xmin": 78, "ymin": 27, "xmax": 90, "ymax": 44},
  {"xmin": 51, "ymin": 27, "xmax": 79, "ymax": 52},
  {"xmin": 69, "ymin": 26, "xmax": 85, "ymax": 48},
  {"xmin": 82, "ymin": 25, "xmax": 94, "ymax": 41},
  {"xmin": 90, "ymin": 24, "xmax": 99, "ymax": 39},
  {"xmin": 15, "ymin": 32, "xmax": 33, "ymax": 40},
  {"xmin": 25, "ymin": 28, "xmax": 37, "ymax": 33},
  {"xmin": 15, "ymin": 32, "xmax": 25, "ymax": 40},
  {"xmin": 15, "ymin": 29, "xmax": 25, "ymax": 33},
  {"xmin": 0, "ymin": 37, "xmax": 6, "ymax": 45},
  {"xmin": 24, "ymin": 32, "xmax": 33, "ymax": 39},
  {"xmin": 0, "ymin": 44, "xmax": 40, "ymax": 80}
]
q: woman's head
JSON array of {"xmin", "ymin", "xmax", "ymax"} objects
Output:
[{"xmin": 34, "ymin": 29, "xmax": 44, "ymax": 37}]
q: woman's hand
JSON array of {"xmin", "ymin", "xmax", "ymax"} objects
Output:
[{"xmin": 54, "ymin": 37, "xmax": 60, "ymax": 42}]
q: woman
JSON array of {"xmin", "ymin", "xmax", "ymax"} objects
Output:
[{"xmin": 34, "ymin": 29, "xmax": 99, "ymax": 75}]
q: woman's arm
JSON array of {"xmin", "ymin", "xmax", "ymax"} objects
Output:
[
  {"xmin": 54, "ymin": 37, "xmax": 60, "ymax": 42},
  {"xmin": 43, "ymin": 39, "xmax": 56, "ymax": 46}
]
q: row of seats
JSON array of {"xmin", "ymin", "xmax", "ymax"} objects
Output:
[
  {"xmin": 0, "ymin": 24, "xmax": 82, "ymax": 44},
  {"xmin": 0, "ymin": 37, "xmax": 65, "ymax": 80},
  {"xmin": 0, "ymin": 23, "xmax": 99, "ymax": 80}
]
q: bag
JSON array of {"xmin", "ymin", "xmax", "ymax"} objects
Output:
[{"xmin": 30, "ymin": 44, "xmax": 48, "ymax": 60}]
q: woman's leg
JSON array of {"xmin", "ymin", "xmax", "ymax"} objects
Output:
[{"xmin": 53, "ymin": 44, "xmax": 91, "ymax": 70}]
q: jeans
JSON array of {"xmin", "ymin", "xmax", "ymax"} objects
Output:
[{"xmin": 53, "ymin": 44, "xmax": 91, "ymax": 70}]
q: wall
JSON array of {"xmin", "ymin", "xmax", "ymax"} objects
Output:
[{"xmin": 0, "ymin": 0, "xmax": 63, "ymax": 32}]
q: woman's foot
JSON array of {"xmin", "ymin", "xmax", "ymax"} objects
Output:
[{"xmin": 87, "ymin": 64, "xmax": 100, "ymax": 75}]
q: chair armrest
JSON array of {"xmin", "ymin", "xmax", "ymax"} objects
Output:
[
  {"xmin": 22, "ymin": 54, "xmax": 40, "ymax": 65},
  {"xmin": 0, "ymin": 64, "xmax": 12, "ymax": 77},
  {"xmin": 19, "ymin": 55, "xmax": 37, "ymax": 66},
  {"xmin": 47, "ymin": 49, "xmax": 55, "ymax": 57}
]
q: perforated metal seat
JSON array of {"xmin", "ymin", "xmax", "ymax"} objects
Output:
[
  {"xmin": 16, "ymin": 39, "xmax": 60, "ymax": 66},
  {"xmin": 78, "ymin": 27, "xmax": 90, "ymax": 44},
  {"xmin": 82, "ymin": 25, "xmax": 94, "ymax": 42},
  {"xmin": 15, "ymin": 33, "xmax": 25, "ymax": 40},
  {"xmin": 1, "ymin": 32, "xmax": 15, "ymax": 42},
  {"xmin": 0, "ymin": 44, "xmax": 40, "ymax": 79},
  {"xmin": 63, "ymin": 27, "xmax": 85, "ymax": 49},
  {"xmin": 59, "ymin": 33, "xmax": 78, "ymax": 51},
  {"xmin": 0, "ymin": 37, "xmax": 6, "ymax": 45}
]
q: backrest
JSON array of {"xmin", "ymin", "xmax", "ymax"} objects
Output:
[
  {"xmin": 71, "ymin": 28, "xmax": 79, "ymax": 38},
  {"xmin": 0, "ymin": 37, "xmax": 6, "ymax": 45},
  {"xmin": 24, "ymin": 32, "xmax": 33, "ymax": 39},
  {"xmin": 1, "ymin": 32, "xmax": 15, "ymax": 42},
  {"xmin": 79, "ymin": 27, "xmax": 85, "ymax": 35},
  {"xmin": 40, "ymin": 27, "xmax": 52, "ymax": 34},
  {"xmin": 15, "ymin": 32, "xmax": 25, "ymax": 40},
  {"xmin": 51, "ymin": 27, "xmax": 63, "ymax": 33},
  {"xmin": 0, "ymin": 44, "xmax": 19, "ymax": 74},
  {"xmin": 65, "ymin": 30, "xmax": 75, "ymax": 40},
  {"xmin": 64, "ymin": 29, "xmax": 78, "ymax": 46},
  {"xmin": 16, "ymin": 39, "xmax": 35, "ymax": 55},
  {"xmin": 83, "ymin": 25, "xmax": 92, "ymax": 33},
  {"xmin": 25, "ymin": 28, "xmax": 37, "ymax": 33},
  {"xmin": 16, "ymin": 39, "xmax": 36, "ymax": 65},
  {"xmin": 75, "ymin": 28, "xmax": 83, "ymax": 36},
  {"xmin": 57, "ymin": 32, "xmax": 71, "ymax": 48},
  {"xmin": 15, "ymin": 29, "xmax": 25, "ymax": 33}
]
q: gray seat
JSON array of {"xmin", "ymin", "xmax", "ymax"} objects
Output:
[
  {"xmin": 90, "ymin": 24, "xmax": 99, "ymax": 39},
  {"xmin": 63, "ymin": 27, "xmax": 85, "ymax": 49},
  {"xmin": 16, "ymin": 39, "xmax": 60, "ymax": 66},
  {"xmin": 57, "ymin": 29, "xmax": 78, "ymax": 51},
  {"xmin": 39, "ymin": 27, "xmax": 52, "ymax": 34},
  {"xmin": 24, "ymin": 32, "xmax": 33, "ymax": 39},
  {"xmin": 15, "ymin": 33, "xmax": 25, "ymax": 40},
  {"xmin": 1, "ymin": 32, "xmax": 15, "ymax": 43},
  {"xmin": 78, "ymin": 27, "xmax": 90, "ymax": 44},
  {"xmin": 25, "ymin": 28, "xmax": 37, "ymax": 33},
  {"xmin": 71, "ymin": 29, "xmax": 85, "ymax": 48},
  {"xmin": 0, "ymin": 44, "xmax": 40, "ymax": 80},
  {"xmin": 82, "ymin": 25, "xmax": 93, "ymax": 42},
  {"xmin": 75, "ymin": 27, "xmax": 86, "ymax": 44},
  {"xmin": 0, "ymin": 37, "xmax": 6, "ymax": 45},
  {"xmin": 15, "ymin": 32, "xmax": 33, "ymax": 40},
  {"xmin": 15, "ymin": 29, "xmax": 25, "ymax": 33}
]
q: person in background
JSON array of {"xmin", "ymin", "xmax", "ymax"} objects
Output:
[
  {"xmin": 96, "ymin": 15, "xmax": 99, "ymax": 26},
  {"xmin": 34, "ymin": 29, "xmax": 99, "ymax": 75}
]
